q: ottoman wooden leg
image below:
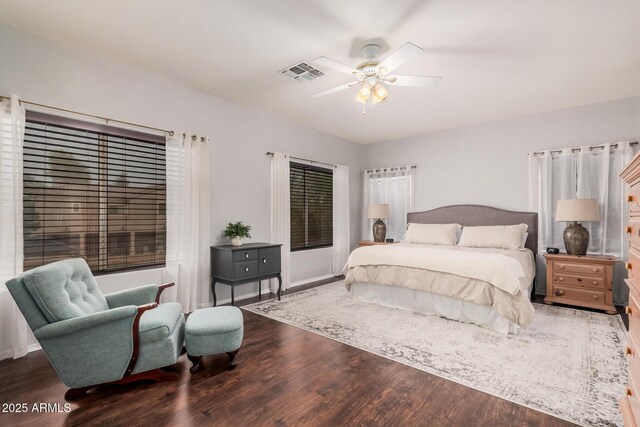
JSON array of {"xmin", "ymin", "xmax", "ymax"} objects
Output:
[
  {"xmin": 188, "ymin": 355, "xmax": 202, "ymax": 374},
  {"xmin": 227, "ymin": 349, "xmax": 239, "ymax": 370}
]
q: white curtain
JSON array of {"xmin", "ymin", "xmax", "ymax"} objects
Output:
[
  {"xmin": 362, "ymin": 167, "xmax": 415, "ymax": 241},
  {"xmin": 270, "ymin": 152, "xmax": 290, "ymax": 292},
  {"xmin": 164, "ymin": 133, "xmax": 211, "ymax": 312},
  {"xmin": 0, "ymin": 95, "xmax": 30, "ymax": 361},
  {"xmin": 332, "ymin": 164, "xmax": 350, "ymax": 275},
  {"xmin": 529, "ymin": 142, "xmax": 635, "ymax": 303}
]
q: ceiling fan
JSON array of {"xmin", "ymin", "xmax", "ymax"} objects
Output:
[{"xmin": 312, "ymin": 42, "xmax": 442, "ymax": 114}]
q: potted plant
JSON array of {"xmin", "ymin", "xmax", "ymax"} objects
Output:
[{"xmin": 223, "ymin": 221, "xmax": 252, "ymax": 246}]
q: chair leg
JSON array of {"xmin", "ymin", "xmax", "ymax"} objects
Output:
[
  {"xmin": 188, "ymin": 354, "xmax": 202, "ymax": 374},
  {"xmin": 64, "ymin": 369, "xmax": 179, "ymax": 400},
  {"xmin": 227, "ymin": 349, "xmax": 239, "ymax": 370}
]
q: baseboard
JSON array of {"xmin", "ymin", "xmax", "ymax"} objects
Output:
[
  {"xmin": 288, "ymin": 274, "xmax": 337, "ymax": 288},
  {"xmin": 28, "ymin": 343, "xmax": 41, "ymax": 353}
]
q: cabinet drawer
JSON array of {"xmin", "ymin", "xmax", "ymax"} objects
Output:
[
  {"xmin": 233, "ymin": 249, "xmax": 258, "ymax": 262},
  {"xmin": 234, "ymin": 260, "xmax": 257, "ymax": 279},
  {"xmin": 630, "ymin": 293, "xmax": 640, "ymax": 345},
  {"xmin": 552, "ymin": 273, "xmax": 605, "ymax": 290},
  {"xmin": 554, "ymin": 261, "xmax": 605, "ymax": 276},
  {"xmin": 551, "ymin": 285, "xmax": 606, "ymax": 305},
  {"xmin": 258, "ymin": 246, "xmax": 281, "ymax": 275}
]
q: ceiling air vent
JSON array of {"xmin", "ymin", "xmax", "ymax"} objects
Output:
[{"xmin": 280, "ymin": 62, "xmax": 324, "ymax": 82}]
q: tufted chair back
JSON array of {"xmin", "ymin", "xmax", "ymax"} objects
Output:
[{"xmin": 13, "ymin": 258, "xmax": 108, "ymax": 324}]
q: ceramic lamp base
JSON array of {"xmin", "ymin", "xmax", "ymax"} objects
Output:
[
  {"xmin": 563, "ymin": 221, "xmax": 589, "ymax": 256},
  {"xmin": 373, "ymin": 219, "xmax": 387, "ymax": 242}
]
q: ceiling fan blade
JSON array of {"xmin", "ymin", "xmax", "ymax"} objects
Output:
[
  {"xmin": 378, "ymin": 42, "xmax": 424, "ymax": 74},
  {"xmin": 312, "ymin": 82, "xmax": 359, "ymax": 97},
  {"xmin": 312, "ymin": 57, "xmax": 360, "ymax": 75},
  {"xmin": 385, "ymin": 75, "xmax": 442, "ymax": 88}
]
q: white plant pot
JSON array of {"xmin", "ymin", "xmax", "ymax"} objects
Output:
[{"xmin": 230, "ymin": 236, "xmax": 243, "ymax": 247}]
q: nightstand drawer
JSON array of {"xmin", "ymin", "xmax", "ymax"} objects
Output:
[
  {"xmin": 233, "ymin": 249, "xmax": 258, "ymax": 262},
  {"xmin": 554, "ymin": 261, "xmax": 605, "ymax": 276},
  {"xmin": 552, "ymin": 273, "xmax": 605, "ymax": 290},
  {"xmin": 234, "ymin": 260, "xmax": 257, "ymax": 279},
  {"xmin": 551, "ymin": 285, "xmax": 605, "ymax": 305}
]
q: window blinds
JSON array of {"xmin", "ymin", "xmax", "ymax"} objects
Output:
[
  {"xmin": 290, "ymin": 162, "xmax": 333, "ymax": 251},
  {"xmin": 23, "ymin": 112, "xmax": 166, "ymax": 273}
]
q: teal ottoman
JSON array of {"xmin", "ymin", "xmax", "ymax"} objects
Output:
[{"xmin": 184, "ymin": 306, "xmax": 244, "ymax": 374}]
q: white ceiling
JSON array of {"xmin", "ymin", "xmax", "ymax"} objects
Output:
[{"xmin": 0, "ymin": 0, "xmax": 639, "ymax": 144}]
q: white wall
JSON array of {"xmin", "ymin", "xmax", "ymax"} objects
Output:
[
  {"xmin": 0, "ymin": 24, "xmax": 362, "ymax": 301},
  {"xmin": 363, "ymin": 96, "xmax": 640, "ymax": 212}
]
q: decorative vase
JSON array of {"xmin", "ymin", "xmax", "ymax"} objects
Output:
[
  {"xmin": 230, "ymin": 236, "xmax": 243, "ymax": 247},
  {"xmin": 372, "ymin": 219, "xmax": 387, "ymax": 242},
  {"xmin": 563, "ymin": 221, "xmax": 589, "ymax": 255}
]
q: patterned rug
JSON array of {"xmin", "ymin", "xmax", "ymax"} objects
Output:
[{"xmin": 243, "ymin": 281, "xmax": 628, "ymax": 426}]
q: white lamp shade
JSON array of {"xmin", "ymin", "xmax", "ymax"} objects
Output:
[
  {"xmin": 368, "ymin": 203, "xmax": 390, "ymax": 219},
  {"xmin": 555, "ymin": 199, "xmax": 601, "ymax": 222}
]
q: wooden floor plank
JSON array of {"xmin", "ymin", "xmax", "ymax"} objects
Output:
[{"xmin": 0, "ymin": 284, "xmax": 576, "ymax": 427}]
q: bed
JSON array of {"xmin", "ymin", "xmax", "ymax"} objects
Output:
[{"xmin": 344, "ymin": 205, "xmax": 538, "ymax": 334}]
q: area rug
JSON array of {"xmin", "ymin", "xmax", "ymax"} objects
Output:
[{"xmin": 243, "ymin": 281, "xmax": 628, "ymax": 426}]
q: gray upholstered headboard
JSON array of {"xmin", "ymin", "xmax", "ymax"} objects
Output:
[{"xmin": 407, "ymin": 205, "xmax": 538, "ymax": 255}]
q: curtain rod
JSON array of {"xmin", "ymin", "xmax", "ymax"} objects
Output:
[
  {"xmin": 364, "ymin": 165, "xmax": 417, "ymax": 173},
  {"xmin": 532, "ymin": 141, "xmax": 638, "ymax": 156},
  {"xmin": 0, "ymin": 94, "xmax": 174, "ymax": 136},
  {"xmin": 265, "ymin": 152, "xmax": 337, "ymax": 169}
]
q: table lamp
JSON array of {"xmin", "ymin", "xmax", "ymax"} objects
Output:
[
  {"xmin": 555, "ymin": 199, "xmax": 600, "ymax": 256},
  {"xmin": 368, "ymin": 204, "xmax": 390, "ymax": 242}
]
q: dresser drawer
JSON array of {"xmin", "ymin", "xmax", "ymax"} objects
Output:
[
  {"xmin": 234, "ymin": 260, "xmax": 257, "ymax": 279},
  {"xmin": 627, "ymin": 220, "xmax": 640, "ymax": 252},
  {"xmin": 258, "ymin": 246, "xmax": 281, "ymax": 275},
  {"xmin": 554, "ymin": 261, "xmax": 605, "ymax": 276},
  {"xmin": 552, "ymin": 273, "xmax": 605, "ymax": 290},
  {"xmin": 629, "ymin": 183, "xmax": 640, "ymax": 215},
  {"xmin": 629, "ymin": 293, "xmax": 640, "ymax": 341},
  {"xmin": 620, "ymin": 396, "xmax": 640, "ymax": 427},
  {"xmin": 628, "ymin": 249, "xmax": 640, "ymax": 290},
  {"xmin": 551, "ymin": 285, "xmax": 606, "ymax": 305},
  {"xmin": 233, "ymin": 249, "xmax": 258, "ymax": 262}
]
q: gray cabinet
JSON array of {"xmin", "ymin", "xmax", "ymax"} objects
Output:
[{"xmin": 210, "ymin": 243, "xmax": 282, "ymax": 306}]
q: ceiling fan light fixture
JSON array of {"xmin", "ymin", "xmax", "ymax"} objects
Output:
[
  {"xmin": 371, "ymin": 83, "xmax": 389, "ymax": 104},
  {"xmin": 354, "ymin": 83, "xmax": 371, "ymax": 104}
]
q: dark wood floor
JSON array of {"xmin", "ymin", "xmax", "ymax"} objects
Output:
[{"xmin": 0, "ymin": 280, "xmax": 587, "ymax": 427}]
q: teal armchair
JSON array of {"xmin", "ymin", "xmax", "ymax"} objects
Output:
[{"xmin": 5, "ymin": 258, "xmax": 185, "ymax": 399}]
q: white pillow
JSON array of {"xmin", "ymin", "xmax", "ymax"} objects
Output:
[
  {"xmin": 458, "ymin": 224, "xmax": 529, "ymax": 250},
  {"xmin": 403, "ymin": 223, "xmax": 462, "ymax": 246}
]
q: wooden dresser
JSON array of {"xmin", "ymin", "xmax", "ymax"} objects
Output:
[
  {"xmin": 620, "ymin": 151, "xmax": 640, "ymax": 426},
  {"xmin": 543, "ymin": 253, "xmax": 617, "ymax": 314}
]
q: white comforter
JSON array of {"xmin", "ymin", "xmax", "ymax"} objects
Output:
[{"xmin": 345, "ymin": 243, "xmax": 528, "ymax": 295}]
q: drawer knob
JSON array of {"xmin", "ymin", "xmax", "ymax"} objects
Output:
[
  {"xmin": 245, "ymin": 267, "xmax": 249, "ymax": 272},
  {"xmin": 554, "ymin": 290, "xmax": 565, "ymax": 296},
  {"xmin": 245, "ymin": 253, "xmax": 249, "ymax": 259},
  {"xmin": 627, "ymin": 388, "xmax": 633, "ymax": 397},
  {"xmin": 263, "ymin": 258, "xmax": 267, "ymax": 264},
  {"xmin": 558, "ymin": 265, "xmax": 564, "ymax": 270},
  {"xmin": 625, "ymin": 263, "xmax": 632, "ymax": 270},
  {"xmin": 558, "ymin": 277, "xmax": 564, "ymax": 281},
  {"xmin": 627, "ymin": 226, "xmax": 633, "ymax": 234},
  {"xmin": 592, "ymin": 294, "xmax": 599, "ymax": 300},
  {"xmin": 629, "ymin": 195, "xmax": 634, "ymax": 203},
  {"xmin": 592, "ymin": 268, "xmax": 599, "ymax": 272},
  {"xmin": 626, "ymin": 305, "xmax": 633, "ymax": 315},
  {"xmin": 592, "ymin": 280, "xmax": 598, "ymax": 285},
  {"xmin": 626, "ymin": 347, "xmax": 634, "ymax": 356}
]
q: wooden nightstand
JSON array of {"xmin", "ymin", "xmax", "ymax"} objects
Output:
[
  {"xmin": 358, "ymin": 240, "xmax": 399, "ymax": 247},
  {"xmin": 543, "ymin": 253, "xmax": 617, "ymax": 314}
]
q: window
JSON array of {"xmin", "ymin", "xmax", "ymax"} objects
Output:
[
  {"xmin": 290, "ymin": 162, "xmax": 333, "ymax": 251},
  {"xmin": 363, "ymin": 167, "xmax": 415, "ymax": 241},
  {"xmin": 23, "ymin": 111, "xmax": 166, "ymax": 273}
]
